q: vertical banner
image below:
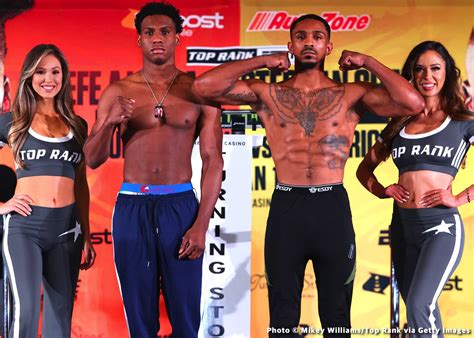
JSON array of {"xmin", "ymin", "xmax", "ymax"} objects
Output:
[{"xmin": 192, "ymin": 135, "xmax": 252, "ymax": 338}]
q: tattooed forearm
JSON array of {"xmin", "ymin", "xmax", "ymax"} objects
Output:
[
  {"xmin": 220, "ymin": 79, "xmax": 257, "ymax": 103},
  {"xmin": 222, "ymin": 79, "xmax": 238, "ymax": 95},
  {"xmin": 269, "ymin": 84, "xmax": 345, "ymax": 136},
  {"xmin": 318, "ymin": 134, "xmax": 350, "ymax": 169}
]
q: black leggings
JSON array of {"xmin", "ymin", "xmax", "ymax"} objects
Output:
[
  {"xmin": 2, "ymin": 204, "xmax": 82, "ymax": 338},
  {"xmin": 265, "ymin": 183, "xmax": 356, "ymax": 337},
  {"xmin": 390, "ymin": 205, "xmax": 464, "ymax": 337}
]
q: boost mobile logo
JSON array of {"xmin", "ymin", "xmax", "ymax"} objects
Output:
[
  {"xmin": 121, "ymin": 11, "xmax": 224, "ymax": 30},
  {"xmin": 182, "ymin": 13, "xmax": 224, "ymax": 29},
  {"xmin": 247, "ymin": 11, "xmax": 370, "ymax": 32}
]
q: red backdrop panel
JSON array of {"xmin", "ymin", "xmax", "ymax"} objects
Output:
[{"xmin": 4, "ymin": 1, "xmax": 239, "ymax": 336}]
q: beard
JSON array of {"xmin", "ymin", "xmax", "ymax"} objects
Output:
[{"xmin": 295, "ymin": 57, "xmax": 324, "ymax": 71}]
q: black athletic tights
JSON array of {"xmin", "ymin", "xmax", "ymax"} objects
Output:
[{"xmin": 265, "ymin": 183, "xmax": 356, "ymax": 337}]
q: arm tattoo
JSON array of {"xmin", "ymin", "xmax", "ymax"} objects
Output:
[
  {"xmin": 318, "ymin": 134, "xmax": 350, "ymax": 169},
  {"xmin": 223, "ymin": 91, "xmax": 258, "ymax": 103},
  {"xmin": 222, "ymin": 79, "xmax": 238, "ymax": 95},
  {"xmin": 269, "ymin": 84, "xmax": 345, "ymax": 136}
]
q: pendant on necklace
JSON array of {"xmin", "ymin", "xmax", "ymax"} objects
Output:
[{"xmin": 154, "ymin": 104, "xmax": 164, "ymax": 118}]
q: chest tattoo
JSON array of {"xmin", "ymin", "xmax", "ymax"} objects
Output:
[{"xmin": 269, "ymin": 85, "xmax": 345, "ymax": 136}]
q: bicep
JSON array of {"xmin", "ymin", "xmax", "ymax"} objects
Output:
[
  {"xmin": 217, "ymin": 80, "xmax": 260, "ymax": 105},
  {"xmin": 361, "ymin": 85, "xmax": 405, "ymax": 117}
]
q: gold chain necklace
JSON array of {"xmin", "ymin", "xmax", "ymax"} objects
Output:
[{"xmin": 142, "ymin": 69, "xmax": 178, "ymax": 119}]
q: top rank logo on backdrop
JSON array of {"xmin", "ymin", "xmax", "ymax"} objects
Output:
[
  {"xmin": 186, "ymin": 45, "xmax": 294, "ymax": 66},
  {"xmin": 247, "ymin": 11, "xmax": 370, "ymax": 32}
]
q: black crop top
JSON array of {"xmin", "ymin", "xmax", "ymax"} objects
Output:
[
  {"xmin": 0, "ymin": 112, "xmax": 85, "ymax": 179},
  {"xmin": 379, "ymin": 116, "xmax": 474, "ymax": 177}
]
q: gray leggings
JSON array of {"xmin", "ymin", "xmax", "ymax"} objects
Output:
[
  {"xmin": 2, "ymin": 204, "xmax": 82, "ymax": 338},
  {"xmin": 391, "ymin": 206, "xmax": 464, "ymax": 338}
]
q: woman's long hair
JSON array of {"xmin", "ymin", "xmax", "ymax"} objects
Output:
[
  {"xmin": 8, "ymin": 44, "xmax": 87, "ymax": 167},
  {"xmin": 380, "ymin": 41, "xmax": 473, "ymax": 151},
  {"xmin": 402, "ymin": 40, "xmax": 472, "ymax": 120}
]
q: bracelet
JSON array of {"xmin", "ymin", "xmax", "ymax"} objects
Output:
[{"xmin": 467, "ymin": 188, "xmax": 471, "ymax": 203}]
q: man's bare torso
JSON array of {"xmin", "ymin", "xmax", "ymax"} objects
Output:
[
  {"xmin": 114, "ymin": 72, "xmax": 201, "ymax": 184},
  {"xmin": 254, "ymin": 79, "xmax": 365, "ymax": 185}
]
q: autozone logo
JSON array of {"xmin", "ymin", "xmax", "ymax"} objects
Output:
[
  {"xmin": 247, "ymin": 11, "xmax": 370, "ymax": 32},
  {"xmin": 182, "ymin": 13, "xmax": 224, "ymax": 29}
]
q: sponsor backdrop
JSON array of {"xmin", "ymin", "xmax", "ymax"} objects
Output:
[
  {"xmin": 242, "ymin": 1, "xmax": 474, "ymax": 336},
  {"xmin": 1, "ymin": 1, "xmax": 242, "ymax": 337},
  {"xmin": 0, "ymin": 0, "xmax": 472, "ymax": 337}
]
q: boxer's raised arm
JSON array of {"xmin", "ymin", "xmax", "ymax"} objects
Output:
[
  {"xmin": 84, "ymin": 85, "xmax": 134, "ymax": 169},
  {"xmin": 338, "ymin": 50, "xmax": 424, "ymax": 117},
  {"xmin": 193, "ymin": 52, "xmax": 290, "ymax": 105}
]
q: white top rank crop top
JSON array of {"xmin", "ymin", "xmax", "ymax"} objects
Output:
[
  {"xmin": 0, "ymin": 112, "xmax": 84, "ymax": 180},
  {"xmin": 378, "ymin": 115, "xmax": 474, "ymax": 177}
]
